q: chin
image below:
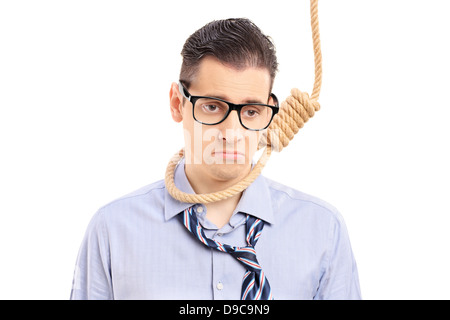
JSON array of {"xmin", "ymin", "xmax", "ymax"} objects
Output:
[{"xmin": 208, "ymin": 162, "xmax": 250, "ymax": 182}]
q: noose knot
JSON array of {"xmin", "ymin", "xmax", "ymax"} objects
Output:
[{"xmin": 259, "ymin": 88, "xmax": 320, "ymax": 152}]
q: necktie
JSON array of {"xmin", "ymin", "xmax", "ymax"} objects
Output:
[{"xmin": 179, "ymin": 206, "xmax": 273, "ymax": 300}]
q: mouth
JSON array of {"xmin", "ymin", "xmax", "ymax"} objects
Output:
[{"xmin": 212, "ymin": 151, "xmax": 246, "ymax": 160}]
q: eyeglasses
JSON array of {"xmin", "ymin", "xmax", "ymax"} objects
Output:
[{"xmin": 178, "ymin": 82, "xmax": 279, "ymax": 131}]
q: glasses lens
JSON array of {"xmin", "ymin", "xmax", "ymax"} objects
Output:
[
  {"xmin": 240, "ymin": 105, "xmax": 273, "ymax": 130},
  {"xmin": 193, "ymin": 98, "xmax": 274, "ymax": 130},
  {"xmin": 194, "ymin": 98, "xmax": 229, "ymax": 125}
]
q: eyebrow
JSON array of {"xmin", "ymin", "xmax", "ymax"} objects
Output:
[{"xmin": 203, "ymin": 93, "xmax": 265, "ymax": 104}]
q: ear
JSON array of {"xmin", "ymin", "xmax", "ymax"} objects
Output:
[{"xmin": 169, "ymin": 82, "xmax": 184, "ymax": 123}]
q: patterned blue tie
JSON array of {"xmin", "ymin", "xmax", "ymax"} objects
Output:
[{"xmin": 179, "ymin": 206, "xmax": 273, "ymax": 300}]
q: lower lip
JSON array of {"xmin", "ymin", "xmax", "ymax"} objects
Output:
[{"xmin": 213, "ymin": 152, "xmax": 245, "ymax": 160}]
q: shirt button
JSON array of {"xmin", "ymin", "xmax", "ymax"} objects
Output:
[
  {"xmin": 217, "ymin": 233, "xmax": 223, "ymax": 237},
  {"xmin": 196, "ymin": 206, "xmax": 204, "ymax": 213},
  {"xmin": 216, "ymin": 282, "xmax": 224, "ymax": 290}
]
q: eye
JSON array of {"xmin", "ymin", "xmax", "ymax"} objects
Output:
[
  {"xmin": 242, "ymin": 108, "xmax": 260, "ymax": 118},
  {"xmin": 200, "ymin": 101, "xmax": 228, "ymax": 114},
  {"xmin": 203, "ymin": 104, "xmax": 219, "ymax": 112}
]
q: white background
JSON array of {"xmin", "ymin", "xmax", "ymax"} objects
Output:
[{"xmin": 1, "ymin": 0, "xmax": 449, "ymax": 300}]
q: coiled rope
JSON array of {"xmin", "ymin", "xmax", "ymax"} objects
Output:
[{"xmin": 165, "ymin": 0, "xmax": 322, "ymax": 203}]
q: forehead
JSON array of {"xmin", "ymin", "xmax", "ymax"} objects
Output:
[{"xmin": 189, "ymin": 56, "xmax": 272, "ymax": 102}]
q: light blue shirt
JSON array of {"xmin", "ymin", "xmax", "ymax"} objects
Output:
[{"xmin": 70, "ymin": 159, "xmax": 361, "ymax": 300}]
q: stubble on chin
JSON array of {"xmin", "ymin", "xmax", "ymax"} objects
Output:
[{"xmin": 206, "ymin": 162, "xmax": 251, "ymax": 182}]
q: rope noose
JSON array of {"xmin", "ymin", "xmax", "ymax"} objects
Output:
[{"xmin": 165, "ymin": 0, "xmax": 322, "ymax": 203}]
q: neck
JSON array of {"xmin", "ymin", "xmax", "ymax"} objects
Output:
[{"xmin": 184, "ymin": 163, "xmax": 251, "ymax": 228}]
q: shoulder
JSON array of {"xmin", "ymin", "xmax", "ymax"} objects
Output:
[
  {"xmin": 102, "ymin": 179, "xmax": 165, "ymax": 208},
  {"xmin": 94, "ymin": 179, "xmax": 166, "ymax": 222},
  {"xmin": 262, "ymin": 176, "xmax": 344, "ymax": 225}
]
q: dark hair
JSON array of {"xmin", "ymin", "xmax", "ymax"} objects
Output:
[{"xmin": 180, "ymin": 18, "xmax": 278, "ymax": 90}]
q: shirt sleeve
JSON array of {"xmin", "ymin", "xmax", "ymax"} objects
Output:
[
  {"xmin": 314, "ymin": 212, "xmax": 362, "ymax": 300},
  {"xmin": 70, "ymin": 209, "xmax": 113, "ymax": 300}
]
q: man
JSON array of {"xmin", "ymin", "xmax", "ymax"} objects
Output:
[{"xmin": 71, "ymin": 18, "xmax": 361, "ymax": 300}]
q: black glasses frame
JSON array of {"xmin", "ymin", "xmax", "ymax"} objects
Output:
[{"xmin": 178, "ymin": 82, "xmax": 279, "ymax": 131}]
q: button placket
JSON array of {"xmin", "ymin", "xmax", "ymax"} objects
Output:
[{"xmin": 211, "ymin": 249, "xmax": 225, "ymax": 300}]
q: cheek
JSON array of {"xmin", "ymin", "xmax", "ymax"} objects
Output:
[
  {"xmin": 181, "ymin": 106, "xmax": 198, "ymax": 143},
  {"xmin": 181, "ymin": 107, "xmax": 197, "ymax": 163},
  {"xmin": 245, "ymin": 131, "xmax": 261, "ymax": 154},
  {"xmin": 183, "ymin": 120, "xmax": 214, "ymax": 163}
]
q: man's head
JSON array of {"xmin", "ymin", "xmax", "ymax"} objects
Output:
[{"xmin": 169, "ymin": 18, "xmax": 278, "ymax": 188}]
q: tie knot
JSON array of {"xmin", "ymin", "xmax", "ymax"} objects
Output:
[{"xmin": 245, "ymin": 215, "xmax": 264, "ymax": 247}]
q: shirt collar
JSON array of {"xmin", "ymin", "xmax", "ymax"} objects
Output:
[
  {"xmin": 164, "ymin": 158, "xmax": 196, "ymax": 221},
  {"xmin": 164, "ymin": 159, "xmax": 275, "ymax": 225}
]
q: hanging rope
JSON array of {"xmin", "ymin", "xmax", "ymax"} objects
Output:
[{"xmin": 165, "ymin": 0, "xmax": 322, "ymax": 203}]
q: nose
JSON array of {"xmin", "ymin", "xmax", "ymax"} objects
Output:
[{"xmin": 218, "ymin": 110, "xmax": 244, "ymax": 143}]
